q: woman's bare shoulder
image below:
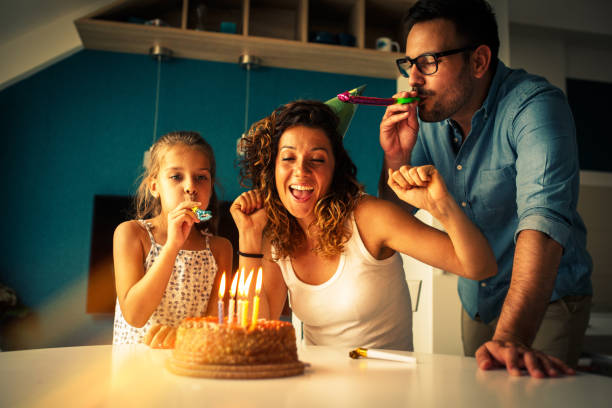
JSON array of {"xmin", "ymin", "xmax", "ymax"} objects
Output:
[
  {"xmin": 354, "ymin": 195, "xmax": 398, "ymax": 219},
  {"xmin": 353, "ymin": 195, "xmax": 418, "ymax": 235}
]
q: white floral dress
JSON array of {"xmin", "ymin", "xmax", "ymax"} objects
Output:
[{"xmin": 112, "ymin": 220, "xmax": 217, "ymax": 344}]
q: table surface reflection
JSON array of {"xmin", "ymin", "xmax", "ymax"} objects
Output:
[{"xmin": 1, "ymin": 344, "xmax": 611, "ymax": 407}]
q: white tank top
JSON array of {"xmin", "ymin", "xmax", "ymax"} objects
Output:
[
  {"xmin": 276, "ymin": 214, "xmax": 413, "ymax": 351},
  {"xmin": 112, "ymin": 220, "xmax": 217, "ymax": 344}
]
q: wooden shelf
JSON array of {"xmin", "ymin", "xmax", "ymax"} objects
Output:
[{"xmin": 75, "ymin": 0, "xmax": 414, "ymax": 79}]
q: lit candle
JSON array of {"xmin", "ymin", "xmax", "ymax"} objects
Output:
[
  {"xmin": 241, "ymin": 269, "xmax": 254, "ymax": 328},
  {"xmin": 228, "ymin": 271, "xmax": 239, "ymax": 324},
  {"xmin": 251, "ymin": 267, "xmax": 263, "ymax": 328},
  {"xmin": 218, "ymin": 272, "xmax": 226, "ymax": 324},
  {"xmin": 236, "ymin": 268, "xmax": 245, "ymax": 325}
]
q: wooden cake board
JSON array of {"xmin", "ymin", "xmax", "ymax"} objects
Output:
[{"xmin": 166, "ymin": 358, "xmax": 306, "ymax": 379}]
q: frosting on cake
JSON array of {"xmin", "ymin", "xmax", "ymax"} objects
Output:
[{"xmin": 172, "ymin": 316, "xmax": 299, "ymax": 365}]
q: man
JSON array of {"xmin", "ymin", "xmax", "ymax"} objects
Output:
[{"xmin": 378, "ymin": 0, "xmax": 592, "ymax": 377}]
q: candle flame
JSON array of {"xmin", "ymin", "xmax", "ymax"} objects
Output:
[
  {"xmin": 229, "ymin": 271, "xmax": 239, "ymax": 297},
  {"xmin": 238, "ymin": 267, "xmax": 246, "ymax": 297},
  {"xmin": 244, "ymin": 269, "xmax": 254, "ymax": 297},
  {"xmin": 219, "ymin": 272, "xmax": 226, "ymax": 298},
  {"xmin": 255, "ymin": 267, "xmax": 263, "ymax": 295}
]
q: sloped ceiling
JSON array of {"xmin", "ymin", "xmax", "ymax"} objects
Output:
[
  {"xmin": 0, "ymin": 0, "xmax": 105, "ymax": 43},
  {"xmin": 0, "ymin": 0, "xmax": 114, "ymax": 89}
]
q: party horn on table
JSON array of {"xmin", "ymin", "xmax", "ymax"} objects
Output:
[{"xmin": 349, "ymin": 348, "xmax": 416, "ymax": 363}]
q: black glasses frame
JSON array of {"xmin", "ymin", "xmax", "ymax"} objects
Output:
[{"xmin": 396, "ymin": 46, "xmax": 477, "ymax": 78}]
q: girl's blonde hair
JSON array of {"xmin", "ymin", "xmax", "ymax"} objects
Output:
[
  {"xmin": 238, "ymin": 100, "xmax": 363, "ymax": 259},
  {"xmin": 134, "ymin": 131, "xmax": 219, "ymax": 233}
]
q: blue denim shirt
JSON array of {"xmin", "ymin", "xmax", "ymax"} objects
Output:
[{"xmin": 411, "ymin": 61, "xmax": 592, "ymax": 323}]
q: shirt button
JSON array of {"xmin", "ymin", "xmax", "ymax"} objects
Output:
[
  {"xmin": 481, "ymin": 282, "xmax": 487, "ymax": 287},
  {"xmin": 456, "ymin": 164, "xmax": 463, "ymax": 171},
  {"xmin": 461, "ymin": 201, "xmax": 467, "ymax": 207},
  {"xmin": 454, "ymin": 137, "xmax": 458, "ymax": 143}
]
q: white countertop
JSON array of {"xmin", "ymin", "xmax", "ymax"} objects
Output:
[{"xmin": 1, "ymin": 344, "xmax": 611, "ymax": 407}]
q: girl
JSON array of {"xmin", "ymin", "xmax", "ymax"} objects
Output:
[
  {"xmin": 112, "ymin": 131, "xmax": 232, "ymax": 347},
  {"xmin": 230, "ymin": 100, "xmax": 496, "ymax": 351}
]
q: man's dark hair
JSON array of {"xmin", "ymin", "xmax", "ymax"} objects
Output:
[{"xmin": 403, "ymin": 0, "xmax": 500, "ymax": 71}]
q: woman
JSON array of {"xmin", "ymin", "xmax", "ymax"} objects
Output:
[{"xmin": 230, "ymin": 100, "xmax": 496, "ymax": 350}]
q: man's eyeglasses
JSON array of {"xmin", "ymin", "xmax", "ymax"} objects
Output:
[{"xmin": 396, "ymin": 46, "xmax": 477, "ymax": 78}]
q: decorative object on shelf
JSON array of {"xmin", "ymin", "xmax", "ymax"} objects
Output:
[
  {"xmin": 338, "ymin": 33, "xmax": 356, "ymax": 47},
  {"xmin": 375, "ymin": 37, "xmax": 400, "ymax": 52},
  {"xmin": 145, "ymin": 18, "xmax": 169, "ymax": 27},
  {"xmin": 195, "ymin": 1, "xmax": 207, "ymax": 31},
  {"xmin": 310, "ymin": 31, "xmax": 338, "ymax": 45},
  {"xmin": 220, "ymin": 21, "xmax": 237, "ymax": 34}
]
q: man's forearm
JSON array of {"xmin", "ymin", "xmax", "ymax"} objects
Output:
[{"xmin": 493, "ymin": 229, "xmax": 563, "ymax": 346}]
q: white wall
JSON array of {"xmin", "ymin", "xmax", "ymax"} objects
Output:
[
  {"xmin": 488, "ymin": 0, "xmax": 510, "ymax": 65},
  {"xmin": 510, "ymin": 24, "xmax": 612, "ymax": 93},
  {"xmin": 0, "ymin": 0, "xmax": 112, "ymax": 91},
  {"xmin": 508, "ymin": 25, "xmax": 566, "ymax": 90},
  {"xmin": 509, "ymin": 0, "xmax": 612, "ymax": 37}
]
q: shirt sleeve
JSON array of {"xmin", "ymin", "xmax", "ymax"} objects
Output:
[{"xmin": 512, "ymin": 85, "xmax": 579, "ymax": 248}]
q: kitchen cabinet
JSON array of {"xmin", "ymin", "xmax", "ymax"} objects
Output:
[{"xmin": 75, "ymin": 0, "xmax": 414, "ymax": 78}]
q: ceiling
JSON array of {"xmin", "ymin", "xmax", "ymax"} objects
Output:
[{"xmin": 0, "ymin": 0, "xmax": 109, "ymax": 42}]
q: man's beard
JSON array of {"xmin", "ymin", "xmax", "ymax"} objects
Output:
[{"xmin": 417, "ymin": 66, "xmax": 473, "ymax": 123}]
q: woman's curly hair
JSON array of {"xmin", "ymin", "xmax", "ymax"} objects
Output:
[
  {"xmin": 134, "ymin": 131, "xmax": 219, "ymax": 234},
  {"xmin": 238, "ymin": 100, "xmax": 363, "ymax": 259}
]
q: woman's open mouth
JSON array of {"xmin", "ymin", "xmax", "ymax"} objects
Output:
[{"xmin": 290, "ymin": 184, "xmax": 314, "ymax": 202}]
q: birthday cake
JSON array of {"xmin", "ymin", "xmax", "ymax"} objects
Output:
[{"xmin": 166, "ymin": 316, "xmax": 304, "ymax": 379}]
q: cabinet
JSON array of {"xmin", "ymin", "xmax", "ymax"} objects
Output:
[{"xmin": 75, "ymin": 0, "xmax": 413, "ymax": 78}]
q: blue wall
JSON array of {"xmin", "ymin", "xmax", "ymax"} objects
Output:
[{"xmin": 0, "ymin": 49, "xmax": 394, "ymax": 312}]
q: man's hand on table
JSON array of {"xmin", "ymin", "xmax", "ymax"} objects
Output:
[
  {"xmin": 475, "ymin": 340, "xmax": 576, "ymax": 378},
  {"xmin": 143, "ymin": 324, "xmax": 176, "ymax": 349}
]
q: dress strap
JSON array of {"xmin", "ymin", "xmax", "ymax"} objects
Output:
[{"xmin": 138, "ymin": 219, "xmax": 157, "ymax": 245}]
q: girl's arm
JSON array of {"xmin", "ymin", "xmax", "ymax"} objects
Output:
[
  {"xmin": 114, "ymin": 202, "xmax": 201, "ymax": 328},
  {"xmin": 142, "ymin": 235, "xmax": 233, "ymax": 348},
  {"xmin": 113, "ymin": 221, "xmax": 180, "ymax": 327},
  {"xmin": 358, "ymin": 165, "xmax": 497, "ymax": 280},
  {"xmin": 230, "ymin": 191, "xmax": 289, "ymax": 320},
  {"xmin": 205, "ymin": 235, "xmax": 234, "ymax": 316}
]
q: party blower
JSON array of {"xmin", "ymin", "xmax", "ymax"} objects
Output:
[
  {"xmin": 337, "ymin": 89, "xmax": 419, "ymax": 106},
  {"xmin": 349, "ymin": 347, "xmax": 416, "ymax": 364}
]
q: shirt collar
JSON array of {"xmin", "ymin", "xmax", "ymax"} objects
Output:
[
  {"xmin": 445, "ymin": 59, "xmax": 509, "ymax": 129},
  {"xmin": 481, "ymin": 59, "xmax": 509, "ymax": 117}
]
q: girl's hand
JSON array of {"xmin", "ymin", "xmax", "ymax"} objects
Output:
[
  {"xmin": 166, "ymin": 200, "xmax": 201, "ymax": 250},
  {"xmin": 387, "ymin": 165, "xmax": 450, "ymax": 212},
  {"xmin": 230, "ymin": 190, "xmax": 267, "ymax": 239},
  {"xmin": 143, "ymin": 324, "xmax": 176, "ymax": 349}
]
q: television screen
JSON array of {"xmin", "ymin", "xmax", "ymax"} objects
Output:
[{"xmin": 86, "ymin": 195, "xmax": 133, "ymax": 314}]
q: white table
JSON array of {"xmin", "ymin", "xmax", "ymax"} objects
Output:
[{"xmin": 1, "ymin": 344, "xmax": 611, "ymax": 407}]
